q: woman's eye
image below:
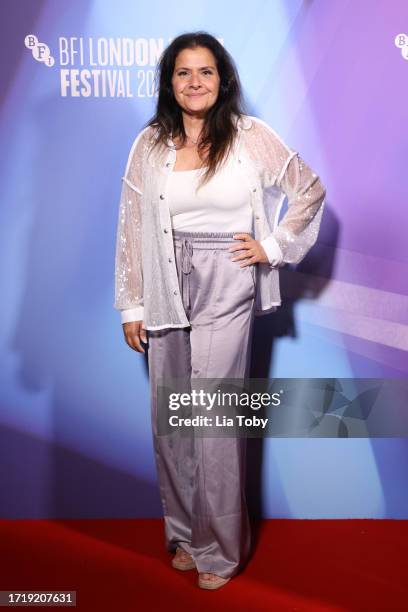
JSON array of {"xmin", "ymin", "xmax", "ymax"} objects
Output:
[{"xmin": 177, "ymin": 70, "xmax": 213, "ymax": 76}]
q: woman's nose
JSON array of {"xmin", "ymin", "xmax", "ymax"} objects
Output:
[{"xmin": 189, "ymin": 73, "xmax": 201, "ymax": 87}]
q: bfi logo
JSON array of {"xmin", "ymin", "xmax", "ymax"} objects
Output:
[
  {"xmin": 24, "ymin": 34, "xmax": 55, "ymax": 66},
  {"xmin": 395, "ymin": 33, "xmax": 408, "ymax": 60}
]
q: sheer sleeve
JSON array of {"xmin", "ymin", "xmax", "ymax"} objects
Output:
[
  {"xmin": 274, "ymin": 152, "xmax": 326, "ymax": 264},
  {"xmin": 113, "ymin": 130, "xmax": 147, "ymax": 323},
  {"xmin": 250, "ymin": 119, "xmax": 326, "ymax": 265}
]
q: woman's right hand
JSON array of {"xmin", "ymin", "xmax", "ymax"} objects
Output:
[{"xmin": 122, "ymin": 320, "xmax": 148, "ymax": 353}]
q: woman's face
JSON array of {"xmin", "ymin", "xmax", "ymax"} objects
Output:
[{"xmin": 171, "ymin": 46, "xmax": 220, "ymax": 116}]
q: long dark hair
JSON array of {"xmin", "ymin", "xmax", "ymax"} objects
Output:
[{"xmin": 145, "ymin": 31, "xmax": 248, "ymax": 188}]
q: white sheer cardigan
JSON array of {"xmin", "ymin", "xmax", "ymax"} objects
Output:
[{"xmin": 114, "ymin": 114, "xmax": 326, "ymax": 330}]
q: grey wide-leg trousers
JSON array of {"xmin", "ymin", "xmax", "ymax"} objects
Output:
[{"xmin": 146, "ymin": 229, "xmax": 256, "ymax": 578}]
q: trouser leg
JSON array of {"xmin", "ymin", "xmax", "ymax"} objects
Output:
[
  {"xmin": 189, "ymin": 315, "xmax": 254, "ymax": 577},
  {"xmin": 188, "ymin": 245, "xmax": 255, "ymax": 578},
  {"xmin": 146, "ymin": 326, "xmax": 195, "ymax": 555}
]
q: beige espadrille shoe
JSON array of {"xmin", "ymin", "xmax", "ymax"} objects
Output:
[
  {"xmin": 198, "ymin": 573, "xmax": 231, "ymax": 590},
  {"xmin": 171, "ymin": 547, "xmax": 196, "ymax": 571}
]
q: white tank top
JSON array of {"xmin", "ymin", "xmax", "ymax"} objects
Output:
[{"xmin": 167, "ymin": 154, "xmax": 253, "ymax": 233}]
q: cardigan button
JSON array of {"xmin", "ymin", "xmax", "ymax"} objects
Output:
[
  {"xmin": 165, "ymin": 162, "xmax": 171, "ymax": 167},
  {"xmin": 164, "ymin": 228, "xmax": 168, "ymax": 233},
  {"xmin": 160, "ymin": 194, "xmax": 165, "ymax": 199},
  {"xmin": 173, "ymin": 290, "xmax": 178, "ymax": 295},
  {"xmin": 252, "ymin": 188, "xmax": 257, "ymax": 192},
  {"xmin": 168, "ymin": 257, "xmax": 172, "ymax": 262}
]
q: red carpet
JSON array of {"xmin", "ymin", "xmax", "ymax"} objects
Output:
[{"xmin": 1, "ymin": 519, "xmax": 407, "ymax": 611}]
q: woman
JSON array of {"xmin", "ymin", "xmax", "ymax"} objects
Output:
[{"xmin": 114, "ymin": 31, "xmax": 326, "ymax": 590}]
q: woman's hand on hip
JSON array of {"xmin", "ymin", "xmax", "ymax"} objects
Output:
[
  {"xmin": 122, "ymin": 320, "xmax": 147, "ymax": 353},
  {"xmin": 228, "ymin": 233, "xmax": 269, "ymax": 266}
]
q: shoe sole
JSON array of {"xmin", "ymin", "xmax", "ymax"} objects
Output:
[
  {"xmin": 198, "ymin": 577, "xmax": 231, "ymax": 590},
  {"xmin": 171, "ymin": 559, "xmax": 196, "ymax": 571}
]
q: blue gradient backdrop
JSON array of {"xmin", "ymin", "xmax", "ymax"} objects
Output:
[{"xmin": 1, "ymin": 0, "xmax": 407, "ymax": 518}]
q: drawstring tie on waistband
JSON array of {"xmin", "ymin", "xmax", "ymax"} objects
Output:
[{"xmin": 180, "ymin": 238, "xmax": 194, "ymax": 309}]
